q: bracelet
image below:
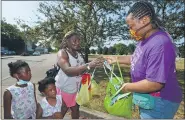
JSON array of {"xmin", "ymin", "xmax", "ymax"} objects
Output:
[{"xmin": 85, "ymin": 63, "xmax": 90, "ymax": 70}]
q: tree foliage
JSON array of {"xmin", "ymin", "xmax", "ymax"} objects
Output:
[
  {"xmin": 1, "ymin": 20, "xmax": 25, "ymax": 54},
  {"xmin": 31, "ymin": 0, "xmax": 183, "ymax": 59},
  {"xmin": 36, "ymin": 0, "xmax": 131, "ymax": 62}
]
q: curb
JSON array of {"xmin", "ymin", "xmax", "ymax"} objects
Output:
[
  {"xmin": 80, "ymin": 106, "xmax": 124, "ymax": 119},
  {"xmin": 1, "ymin": 56, "xmax": 14, "ymax": 59}
]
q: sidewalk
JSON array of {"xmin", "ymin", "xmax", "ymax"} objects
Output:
[{"xmin": 1, "ymin": 55, "xmax": 19, "ymax": 59}]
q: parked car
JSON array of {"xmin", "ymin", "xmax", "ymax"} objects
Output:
[
  {"xmin": 21, "ymin": 52, "xmax": 30, "ymax": 56},
  {"xmin": 1, "ymin": 50, "xmax": 8, "ymax": 55},
  {"xmin": 33, "ymin": 51, "xmax": 41, "ymax": 56},
  {"xmin": 8, "ymin": 51, "xmax": 16, "ymax": 55},
  {"xmin": 12, "ymin": 51, "xmax": 16, "ymax": 55}
]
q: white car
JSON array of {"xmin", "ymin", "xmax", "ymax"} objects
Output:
[{"xmin": 33, "ymin": 51, "xmax": 40, "ymax": 56}]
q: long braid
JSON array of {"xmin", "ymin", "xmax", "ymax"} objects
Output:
[{"xmin": 128, "ymin": 1, "xmax": 164, "ymax": 29}]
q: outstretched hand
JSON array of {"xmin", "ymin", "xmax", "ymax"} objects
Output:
[
  {"xmin": 104, "ymin": 56, "xmax": 117, "ymax": 65},
  {"xmin": 89, "ymin": 56, "xmax": 105, "ymax": 68}
]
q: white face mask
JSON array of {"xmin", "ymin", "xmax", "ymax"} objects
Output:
[{"xmin": 17, "ymin": 79, "xmax": 29, "ymax": 85}]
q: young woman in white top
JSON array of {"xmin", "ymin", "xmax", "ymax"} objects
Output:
[{"xmin": 55, "ymin": 31, "xmax": 104, "ymax": 119}]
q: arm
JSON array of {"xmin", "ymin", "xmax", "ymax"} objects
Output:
[
  {"xmin": 36, "ymin": 103, "xmax": 55, "ymax": 119},
  {"xmin": 105, "ymin": 55, "xmax": 132, "ymax": 65},
  {"xmin": 3, "ymin": 90, "xmax": 13, "ymax": 119},
  {"xmin": 36, "ymin": 103, "xmax": 43, "ymax": 119},
  {"xmin": 123, "ymin": 79, "xmax": 164, "ymax": 93},
  {"xmin": 58, "ymin": 50, "xmax": 103, "ymax": 76},
  {"xmin": 117, "ymin": 55, "xmax": 132, "ymax": 65}
]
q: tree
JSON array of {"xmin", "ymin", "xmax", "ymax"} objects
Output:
[
  {"xmin": 1, "ymin": 20, "xmax": 25, "ymax": 54},
  {"xmin": 97, "ymin": 47, "xmax": 103, "ymax": 54},
  {"xmin": 108, "ymin": 46, "xmax": 116, "ymax": 55},
  {"xmin": 36, "ymin": 0, "xmax": 131, "ymax": 62},
  {"xmin": 90, "ymin": 49, "xmax": 96, "ymax": 54},
  {"xmin": 102, "ymin": 47, "xmax": 108, "ymax": 55},
  {"xmin": 178, "ymin": 43, "xmax": 184, "ymax": 58},
  {"xmin": 127, "ymin": 43, "xmax": 136, "ymax": 54},
  {"xmin": 35, "ymin": 0, "xmax": 184, "ymax": 61},
  {"xmin": 113, "ymin": 43, "xmax": 128, "ymax": 55},
  {"xmin": 16, "ymin": 19, "xmax": 42, "ymax": 52},
  {"xmin": 149, "ymin": 0, "xmax": 184, "ymax": 42}
]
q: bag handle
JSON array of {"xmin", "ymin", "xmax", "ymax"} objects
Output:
[
  {"xmin": 110, "ymin": 64, "xmax": 115, "ymax": 83},
  {"xmin": 103, "ymin": 64, "xmax": 122, "ymax": 84},
  {"xmin": 91, "ymin": 67, "xmax": 96, "ymax": 80},
  {"xmin": 109, "ymin": 58, "xmax": 123, "ymax": 80},
  {"xmin": 116, "ymin": 57, "xmax": 123, "ymax": 80}
]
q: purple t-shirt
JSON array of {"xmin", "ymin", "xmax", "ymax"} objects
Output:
[{"xmin": 130, "ymin": 30, "xmax": 182, "ymax": 103}]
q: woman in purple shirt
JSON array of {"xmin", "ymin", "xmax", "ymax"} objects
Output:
[{"xmin": 106, "ymin": 1, "xmax": 182, "ymax": 119}]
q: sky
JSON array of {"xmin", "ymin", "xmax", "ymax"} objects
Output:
[{"xmin": 2, "ymin": 1, "xmax": 45, "ymax": 27}]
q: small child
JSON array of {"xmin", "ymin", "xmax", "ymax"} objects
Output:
[
  {"xmin": 3, "ymin": 60, "xmax": 37, "ymax": 119},
  {"xmin": 36, "ymin": 77, "xmax": 63, "ymax": 119}
]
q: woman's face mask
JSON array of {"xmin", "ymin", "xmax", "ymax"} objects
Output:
[
  {"xmin": 129, "ymin": 22, "xmax": 151, "ymax": 41},
  {"xmin": 129, "ymin": 29, "xmax": 142, "ymax": 41}
]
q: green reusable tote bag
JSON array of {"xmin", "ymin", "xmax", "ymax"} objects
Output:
[{"xmin": 103, "ymin": 60, "xmax": 133, "ymax": 118}]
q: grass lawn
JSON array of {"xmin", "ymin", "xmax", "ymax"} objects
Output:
[{"xmin": 83, "ymin": 55, "xmax": 184, "ymax": 119}]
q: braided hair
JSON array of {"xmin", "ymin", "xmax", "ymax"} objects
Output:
[
  {"xmin": 60, "ymin": 30, "xmax": 85, "ymax": 61},
  {"xmin": 8, "ymin": 60, "xmax": 29, "ymax": 77},
  {"xmin": 60, "ymin": 31, "xmax": 80, "ymax": 49},
  {"xmin": 128, "ymin": 1, "xmax": 164, "ymax": 29}
]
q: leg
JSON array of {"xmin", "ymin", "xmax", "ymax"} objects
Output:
[
  {"xmin": 70, "ymin": 103, "xmax": 80, "ymax": 119},
  {"xmin": 61, "ymin": 99, "xmax": 69, "ymax": 118}
]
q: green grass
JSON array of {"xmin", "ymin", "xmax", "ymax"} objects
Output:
[{"xmin": 83, "ymin": 55, "xmax": 184, "ymax": 119}]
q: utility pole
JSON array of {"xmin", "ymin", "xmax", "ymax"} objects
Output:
[{"xmin": 24, "ymin": 28, "xmax": 27, "ymax": 52}]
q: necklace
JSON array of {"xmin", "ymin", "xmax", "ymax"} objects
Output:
[{"xmin": 66, "ymin": 48, "xmax": 78, "ymax": 59}]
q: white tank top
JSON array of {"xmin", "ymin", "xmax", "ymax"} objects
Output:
[{"xmin": 55, "ymin": 49, "xmax": 85, "ymax": 93}]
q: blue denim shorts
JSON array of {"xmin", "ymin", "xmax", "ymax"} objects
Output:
[{"xmin": 139, "ymin": 97, "xmax": 180, "ymax": 119}]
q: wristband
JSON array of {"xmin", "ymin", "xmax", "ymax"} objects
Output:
[{"xmin": 85, "ymin": 63, "xmax": 90, "ymax": 70}]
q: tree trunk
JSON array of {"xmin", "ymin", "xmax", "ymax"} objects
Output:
[{"xmin": 84, "ymin": 47, "xmax": 89, "ymax": 63}]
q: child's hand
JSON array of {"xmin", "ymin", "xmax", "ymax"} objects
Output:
[{"xmin": 52, "ymin": 112, "xmax": 63, "ymax": 119}]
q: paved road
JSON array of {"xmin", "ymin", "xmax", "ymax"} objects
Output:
[{"xmin": 1, "ymin": 54, "xmax": 72, "ymax": 119}]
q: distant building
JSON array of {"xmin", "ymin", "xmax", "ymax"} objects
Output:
[
  {"xmin": 26, "ymin": 41, "xmax": 34, "ymax": 53},
  {"xmin": 35, "ymin": 46, "xmax": 48, "ymax": 54}
]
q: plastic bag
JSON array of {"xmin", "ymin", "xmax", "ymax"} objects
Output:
[
  {"xmin": 91, "ymin": 79, "xmax": 100, "ymax": 96},
  {"xmin": 76, "ymin": 73, "xmax": 92, "ymax": 105}
]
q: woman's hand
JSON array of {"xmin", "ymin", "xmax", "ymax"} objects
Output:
[
  {"xmin": 89, "ymin": 56, "xmax": 105, "ymax": 68},
  {"xmin": 104, "ymin": 56, "xmax": 117, "ymax": 65}
]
